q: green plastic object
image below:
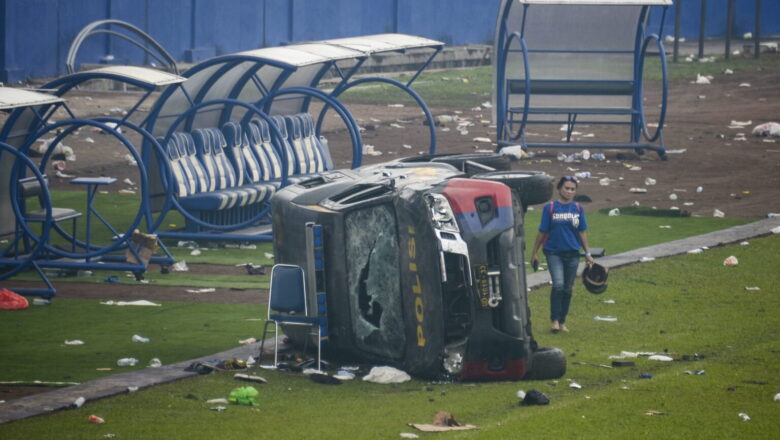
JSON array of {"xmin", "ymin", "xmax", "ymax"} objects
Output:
[{"xmin": 228, "ymin": 386, "xmax": 260, "ymax": 407}]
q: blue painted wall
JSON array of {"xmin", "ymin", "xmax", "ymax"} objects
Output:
[{"xmin": 0, "ymin": 0, "xmax": 776, "ymax": 83}]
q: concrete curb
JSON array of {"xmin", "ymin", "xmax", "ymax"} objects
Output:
[
  {"xmin": 2, "ymin": 217, "xmax": 778, "ymax": 424},
  {"xmin": 527, "ymin": 216, "xmax": 780, "ymax": 289}
]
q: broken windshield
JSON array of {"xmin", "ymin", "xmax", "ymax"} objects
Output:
[{"xmin": 345, "ymin": 204, "xmax": 405, "ymax": 359}]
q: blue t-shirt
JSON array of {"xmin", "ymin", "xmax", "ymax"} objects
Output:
[{"xmin": 539, "ymin": 200, "xmax": 588, "ymax": 253}]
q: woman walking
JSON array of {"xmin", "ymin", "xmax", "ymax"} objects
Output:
[{"xmin": 530, "ymin": 176, "xmax": 594, "ymax": 333}]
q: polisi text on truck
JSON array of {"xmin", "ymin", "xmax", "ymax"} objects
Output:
[{"xmin": 407, "ymin": 225, "xmax": 426, "ymax": 347}]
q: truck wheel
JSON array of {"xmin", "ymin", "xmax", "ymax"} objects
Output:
[
  {"xmin": 429, "ymin": 153, "xmax": 511, "ymax": 173},
  {"xmin": 524, "ymin": 347, "xmax": 566, "ymax": 380},
  {"xmin": 471, "ymin": 171, "xmax": 553, "ymax": 206}
]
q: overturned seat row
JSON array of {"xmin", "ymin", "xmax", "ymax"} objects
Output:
[{"xmin": 163, "ymin": 113, "xmax": 333, "ymax": 232}]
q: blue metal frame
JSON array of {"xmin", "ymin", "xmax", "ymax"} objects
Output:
[{"xmin": 494, "ymin": 1, "xmax": 670, "ymax": 159}]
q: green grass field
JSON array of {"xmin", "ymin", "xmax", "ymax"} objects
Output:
[{"xmin": 2, "ymin": 233, "xmax": 778, "ymax": 439}]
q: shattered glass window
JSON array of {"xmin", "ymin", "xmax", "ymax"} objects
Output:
[{"xmin": 345, "ymin": 204, "xmax": 405, "ymax": 358}]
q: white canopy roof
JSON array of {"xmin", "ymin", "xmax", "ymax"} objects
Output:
[
  {"xmin": 322, "ymin": 34, "xmax": 444, "ymax": 55},
  {"xmin": 86, "ymin": 65, "xmax": 186, "ymax": 87},
  {"xmin": 515, "ymin": 0, "xmax": 672, "ymax": 5},
  {"xmin": 0, "ymin": 87, "xmax": 64, "ymax": 110},
  {"xmin": 236, "ymin": 43, "xmax": 366, "ymax": 68}
]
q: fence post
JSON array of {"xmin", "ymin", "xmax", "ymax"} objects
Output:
[
  {"xmin": 673, "ymin": 0, "xmax": 682, "ymax": 62},
  {"xmin": 725, "ymin": 0, "xmax": 735, "ymax": 59},
  {"xmin": 754, "ymin": 0, "xmax": 761, "ymax": 59},
  {"xmin": 698, "ymin": 0, "xmax": 706, "ymax": 58}
]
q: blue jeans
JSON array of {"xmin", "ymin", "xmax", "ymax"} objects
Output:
[{"xmin": 545, "ymin": 250, "xmax": 580, "ymax": 324}]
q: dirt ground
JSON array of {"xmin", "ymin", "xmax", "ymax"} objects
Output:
[{"xmin": 2, "ymin": 58, "xmax": 779, "ymax": 401}]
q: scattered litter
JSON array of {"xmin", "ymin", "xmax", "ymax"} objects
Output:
[
  {"xmin": 410, "ymin": 411, "xmax": 477, "ymax": 432},
  {"xmin": 238, "ymin": 337, "xmax": 256, "ymax": 345},
  {"xmin": 228, "ymin": 386, "xmax": 260, "ymax": 407},
  {"xmin": 629, "ymin": 166, "xmax": 641, "ymax": 171},
  {"xmin": 88, "ymin": 414, "xmax": 105, "ymax": 424},
  {"xmin": 659, "ymin": 225, "xmax": 672, "ymax": 229},
  {"xmin": 185, "ymin": 288, "xmax": 216, "ymax": 293},
  {"xmin": 118, "ymin": 189, "xmax": 136, "ymax": 194},
  {"xmin": 724, "ymin": 68, "xmax": 734, "ymax": 75},
  {"xmin": 387, "ymin": 104, "xmax": 405, "ymax": 108},
  {"xmin": 362, "ymin": 144, "xmax": 382, "ymax": 156},
  {"xmin": 740, "ymin": 241, "xmax": 750, "ymax": 245},
  {"xmin": 645, "ymin": 410, "xmax": 665, "ymax": 416},
  {"xmin": 693, "ymin": 74, "xmax": 711, "ymax": 84},
  {"xmin": 210, "ymin": 406, "xmax": 227, "ymax": 412},
  {"xmin": 744, "ymin": 286, "xmax": 760, "ymax": 292},
  {"xmin": 499, "ymin": 145, "xmax": 527, "ymax": 159},
  {"xmin": 72, "ymin": 396, "xmax": 86, "ymax": 408},
  {"xmin": 666, "ymin": 149, "xmax": 687, "ymax": 154},
  {"xmin": 234, "ymin": 373, "xmax": 267, "ymax": 383},
  {"xmin": 629, "ymin": 187, "xmax": 647, "ymax": 193},
  {"xmin": 172, "ymin": 260, "xmax": 189, "ymax": 272},
  {"xmin": 598, "ymin": 177, "xmax": 610, "ymax": 186},
  {"xmin": 723, "ymin": 256, "xmax": 739, "ymax": 267},
  {"xmin": 402, "ymin": 144, "xmax": 412, "ymax": 150},
  {"xmin": 65, "ymin": 340, "xmax": 85, "ymax": 345},
  {"xmin": 774, "ymin": 393, "xmax": 780, "ymax": 402},
  {"xmin": 644, "ymin": 177, "xmax": 656, "ymax": 186},
  {"xmin": 602, "ymin": 299, "xmax": 615, "ymax": 304},
  {"xmin": 333, "ymin": 370, "xmax": 356, "ymax": 381},
  {"xmin": 713, "ymin": 209, "xmax": 725, "ymax": 218},
  {"xmin": 574, "ymin": 171, "xmax": 591, "ymax": 179},
  {"xmin": 207, "ymin": 398, "xmax": 228, "ymax": 404},
  {"xmin": 639, "ymin": 373, "xmax": 653, "ymax": 379},
  {"xmin": 148, "ymin": 358, "xmax": 162, "ymax": 368},
  {"xmin": 389, "ymin": 123, "xmax": 405, "ymax": 129},
  {"xmin": 687, "ymin": 248, "xmax": 704, "ymax": 254},
  {"xmin": 569, "ymin": 381, "xmax": 582, "ymax": 389},
  {"xmin": 132, "ymin": 334, "xmax": 150, "ymax": 343},
  {"xmin": 400, "ymin": 433, "xmax": 419, "ymax": 439},
  {"xmin": 55, "ymin": 170, "xmax": 76, "ymax": 179},
  {"xmin": 520, "ymin": 389, "xmax": 550, "ymax": 406},
  {"xmin": 738, "ymin": 412, "xmax": 751, "ymax": 422},
  {"xmin": 608, "ymin": 208, "xmax": 620, "ymax": 217},
  {"xmin": 101, "ymin": 300, "xmax": 160, "ymax": 307},
  {"xmin": 593, "ymin": 315, "xmax": 617, "ymax": 322},
  {"xmin": 612, "ymin": 360, "xmax": 635, "ymax": 367},
  {"xmin": 363, "ymin": 366, "xmax": 411, "ymax": 384},
  {"xmin": 264, "ymin": 252, "xmax": 274, "ymax": 260},
  {"xmin": 648, "ymin": 355, "xmax": 673, "ymax": 362},
  {"xmin": 481, "ymin": 101, "xmax": 493, "ymax": 109},
  {"xmin": 738, "ymin": 83, "xmax": 751, "ymax": 88},
  {"xmin": 773, "ymin": 226, "xmax": 780, "ymax": 234},
  {"xmin": 640, "ymin": 257, "xmax": 655, "ymax": 262},
  {"xmin": 696, "ymin": 186, "xmax": 703, "ymax": 193},
  {"xmin": 752, "ymin": 122, "xmax": 780, "ymax": 137},
  {"xmin": 123, "ymin": 178, "xmax": 135, "ymax": 186},
  {"xmin": 190, "ymin": 249, "xmax": 201, "ymax": 256},
  {"xmin": 52, "ymin": 160, "xmax": 67, "ymax": 171},
  {"xmin": 592, "ymin": 153, "xmax": 606, "ymax": 161},
  {"xmin": 669, "ymin": 193, "xmax": 678, "ymax": 201},
  {"xmin": 126, "ymin": 386, "xmax": 138, "ymax": 393},
  {"xmin": 684, "ymin": 370, "xmax": 706, "ymax": 375},
  {"xmin": 473, "ymin": 137, "xmax": 492, "ymax": 143},
  {"xmin": 117, "ymin": 358, "xmax": 139, "ymax": 367}
]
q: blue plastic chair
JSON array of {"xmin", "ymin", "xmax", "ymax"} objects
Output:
[{"xmin": 259, "ymin": 264, "xmax": 322, "ymax": 370}]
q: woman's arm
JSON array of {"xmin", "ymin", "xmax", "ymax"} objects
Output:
[
  {"xmin": 531, "ymin": 231, "xmax": 548, "ymax": 265},
  {"xmin": 579, "ymin": 230, "xmax": 595, "ymax": 265}
]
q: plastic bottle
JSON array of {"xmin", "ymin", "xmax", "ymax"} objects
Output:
[
  {"xmin": 148, "ymin": 358, "xmax": 162, "ymax": 368},
  {"xmin": 117, "ymin": 358, "xmax": 139, "ymax": 367},
  {"xmin": 72, "ymin": 396, "xmax": 85, "ymax": 408},
  {"xmin": 131, "ymin": 334, "xmax": 150, "ymax": 343},
  {"xmin": 88, "ymin": 414, "xmax": 105, "ymax": 424}
]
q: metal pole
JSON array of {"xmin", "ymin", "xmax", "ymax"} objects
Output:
[
  {"xmin": 698, "ymin": 0, "xmax": 706, "ymax": 58},
  {"xmin": 755, "ymin": 0, "xmax": 762, "ymax": 59},
  {"xmin": 725, "ymin": 0, "xmax": 735, "ymax": 59},
  {"xmin": 673, "ymin": 0, "xmax": 682, "ymax": 62}
]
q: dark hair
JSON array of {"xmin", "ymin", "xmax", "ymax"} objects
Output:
[{"xmin": 557, "ymin": 176, "xmax": 579, "ymax": 190}]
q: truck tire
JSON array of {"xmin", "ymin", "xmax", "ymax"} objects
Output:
[
  {"xmin": 472, "ymin": 171, "xmax": 553, "ymax": 206},
  {"xmin": 429, "ymin": 153, "xmax": 511, "ymax": 173},
  {"xmin": 524, "ymin": 347, "xmax": 567, "ymax": 380}
]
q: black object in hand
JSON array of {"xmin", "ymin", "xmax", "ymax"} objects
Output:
[{"xmin": 532, "ymin": 259, "xmax": 539, "ymax": 272}]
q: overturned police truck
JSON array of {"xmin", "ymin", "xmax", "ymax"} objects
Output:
[{"xmin": 271, "ymin": 154, "xmax": 566, "ymax": 381}]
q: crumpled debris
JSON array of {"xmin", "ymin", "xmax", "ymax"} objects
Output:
[
  {"xmin": 410, "ymin": 411, "xmax": 478, "ymax": 432},
  {"xmin": 362, "ymin": 366, "xmax": 411, "ymax": 384},
  {"xmin": 228, "ymin": 386, "xmax": 260, "ymax": 407},
  {"xmin": 101, "ymin": 300, "xmax": 161, "ymax": 307},
  {"xmin": 499, "ymin": 145, "xmax": 527, "ymax": 159},
  {"xmin": 647, "ymin": 355, "xmax": 673, "ymax": 362},
  {"xmin": 693, "ymin": 74, "xmax": 711, "ymax": 84},
  {"xmin": 171, "ymin": 260, "xmax": 189, "ymax": 272},
  {"xmin": 594, "ymin": 315, "xmax": 618, "ymax": 322},
  {"xmin": 640, "ymin": 257, "xmax": 655, "ymax": 262},
  {"xmin": 713, "ymin": 209, "xmax": 725, "ymax": 218},
  {"xmin": 608, "ymin": 208, "xmax": 620, "ymax": 217},
  {"xmin": 738, "ymin": 412, "xmax": 751, "ymax": 422},
  {"xmin": 752, "ymin": 122, "xmax": 780, "ymax": 137},
  {"xmin": 65, "ymin": 340, "xmax": 85, "ymax": 345},
  {"xmin": 723, "ymin": 256, "xmax": 739, "ymax": 267},
  {"xmin": 520, "ymin": 389, "xmax": 550, "ymax": 406},
  {"xmin": 185, "ymin": 288, "xmax": 215, "ymax": 293}
]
